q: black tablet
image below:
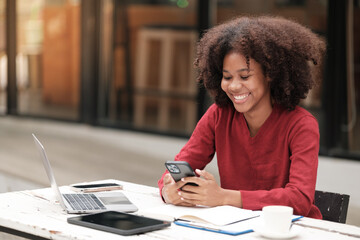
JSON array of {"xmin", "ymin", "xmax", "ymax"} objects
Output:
[{"xmin": 67, "ymin": 211, "xmax": 171, "ymax": 236}]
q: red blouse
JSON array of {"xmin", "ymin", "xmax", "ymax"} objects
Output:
[{"xmin": 158, "ymin": 103, "xmax": 322, "ymax": 219}]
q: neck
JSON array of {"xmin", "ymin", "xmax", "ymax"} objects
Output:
[{"xmin": 244, "ymin": 102, "xmax": 273, "ymax": 137}]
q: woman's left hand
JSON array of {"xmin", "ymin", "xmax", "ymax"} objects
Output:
[{"xmin": 178, "ymin": 169, "xmax": 225, "ymax": 207}]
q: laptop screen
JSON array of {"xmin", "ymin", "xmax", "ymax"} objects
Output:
[{"xmin": 32, "ymin": 134, "xmax": 67, "ymax": 210}]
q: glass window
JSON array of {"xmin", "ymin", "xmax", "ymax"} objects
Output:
[
  {"xmin": 16, "ymin": 0, "xmax": 80, "ymax": 120},
  {"xmin": 98, "ymin": 1, "xmax": 198, "ymax": 135},
  {"xmin": 0, "ymin": 0, "xmax": 5, "ymax": 114},
  {"xmin": 348, "ymin": 2, "xmax": 360, "ymax": 154}
]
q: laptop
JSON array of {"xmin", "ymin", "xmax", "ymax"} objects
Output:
[{"xmin": 32, "ymin": 133, "xmax": 138, "ymax": 214}]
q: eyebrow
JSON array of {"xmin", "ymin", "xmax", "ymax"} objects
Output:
[{"xmin": 222, "ymin": 68, "xmax": 253, "ymax": 73}]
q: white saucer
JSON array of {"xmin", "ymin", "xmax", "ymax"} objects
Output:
[{"xmin": 253, "ymin": 225, "xmax": 302, "ymax": 239}]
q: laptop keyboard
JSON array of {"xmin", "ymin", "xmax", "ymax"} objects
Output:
[{"xmin": 63, "ymin": 193, "xmax": 106, "ymax": 211}]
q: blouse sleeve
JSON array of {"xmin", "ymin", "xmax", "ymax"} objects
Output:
[
  {"xmin": 157, "ymin": 104, "xmax": 218, "ymax": 191},
  {"xmin": 241, "ymin": 115, "xmax": 320, "ymax": 217}
]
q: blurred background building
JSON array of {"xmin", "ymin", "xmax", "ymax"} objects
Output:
[
  {"xmin": 0, "ymin": 0, "xmax": 359, "ymax": 158},
  {"xmin": 0, "ymin": 0, "xmax": 359, "ymax": 225}
]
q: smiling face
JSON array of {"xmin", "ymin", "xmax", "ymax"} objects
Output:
[{"xmin": 221, "ymin": 52, "xmax": 272, "ymax": 117}]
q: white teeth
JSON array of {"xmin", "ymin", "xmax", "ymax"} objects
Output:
[{"xmin": 234, "ymin": 93, "xmax": 249, "ymax": 100}]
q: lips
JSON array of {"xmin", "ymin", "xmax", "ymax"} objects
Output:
[{"xmin": 233, "ymin": 93, "xmax": 250, "ymax": 103}]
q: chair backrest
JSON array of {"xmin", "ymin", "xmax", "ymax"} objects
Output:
[{"xmin": 314, "ymin": 190, "xmax": 350, "ymax": 223}]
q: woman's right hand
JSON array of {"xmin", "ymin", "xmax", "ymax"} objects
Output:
[{"xmin": 161, "ymin": 173, "xmax": 195, "ymax": 206}]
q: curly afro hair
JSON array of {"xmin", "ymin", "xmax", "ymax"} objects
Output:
[{"xmin": 194, "ymin": 16, "xmax": 326, "ymax": 111}]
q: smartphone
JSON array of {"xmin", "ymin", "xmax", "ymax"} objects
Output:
[
  {"xmin": 70, "ymin": 183, "xmax": 123, "ymax": 193},
  {"xmin": 165, "ymin": 161, "xmax": 198, "ymax": 186},
  {"xmin": 67, "ymin": 211, "xmax": 171, "ymax": 236}
]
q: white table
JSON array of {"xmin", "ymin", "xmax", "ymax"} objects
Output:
[{"xmin": 0, "ymin": 180, "xmax": 359, "ymax": 240}]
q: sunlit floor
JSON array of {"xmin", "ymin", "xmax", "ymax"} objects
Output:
[
  {"xmin": 0, "ymin": 115, "xmax": 359, "ymax": 227},
  {"xmin": 0, "ymin": 116, "xmax": 191, "ymax": 189}
]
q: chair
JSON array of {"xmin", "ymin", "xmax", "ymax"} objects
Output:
[{"xmin": 314, "ymin": 190, "xmax": 350, "ymax": 223}]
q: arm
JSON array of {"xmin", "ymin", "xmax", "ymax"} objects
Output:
[{"xmin": 158, "ymin": 105, "xmax": 218, "ymax": 204}]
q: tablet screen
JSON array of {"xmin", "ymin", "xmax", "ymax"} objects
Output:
[{"xmin": 68, "ymin": 211, "xmax": 171, "ymax": 236}]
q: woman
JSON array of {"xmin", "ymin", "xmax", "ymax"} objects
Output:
[{"xmin": 158, "ymin": 16, "xmax": 326, "ymax": 219}]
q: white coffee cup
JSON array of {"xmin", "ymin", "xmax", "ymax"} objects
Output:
[{"xmin": 262, "ymin": 205, "xmax": 293, "ymax": 234}]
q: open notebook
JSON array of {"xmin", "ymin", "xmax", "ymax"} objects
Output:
[
  {"xmin": 137, "ymin": 205, "xmax": 259, "ymax": 226},
  {"xmin": 137, "ymin": 204, "xmax": 303, "ymax": 236}
]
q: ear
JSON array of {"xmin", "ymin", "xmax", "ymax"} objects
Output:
[{"xmin": 266, "ymin": 75, "xmax": 272, "ymax": 82}]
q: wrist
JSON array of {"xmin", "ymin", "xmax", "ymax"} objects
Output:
[
  {"xmin": 161, "ymin": 186, "xmax": 169, "ymax": 203},
  {"xmin": 222, "ymin": 189, "xmax": 242, "ymax": 208}
]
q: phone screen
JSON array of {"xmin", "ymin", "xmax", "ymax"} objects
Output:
[
  {"xmin": 165, "ymin": 161, "xmax": 198, "ymax": 186},
  {"xmin": 72, "ymin": 183, "xmax": 120, "ymax": 189},
  {"xmin": 68, "ymin": 211, "xmax": 171, "ymax": 236},
  {"xmin": 76, "ymin": 211, "xmax": 164, "ymax": 229}
]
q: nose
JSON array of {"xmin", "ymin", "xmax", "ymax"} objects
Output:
[{"xmin": 229, "ymin": 79, "xmax": 242, "ymax": 91}]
